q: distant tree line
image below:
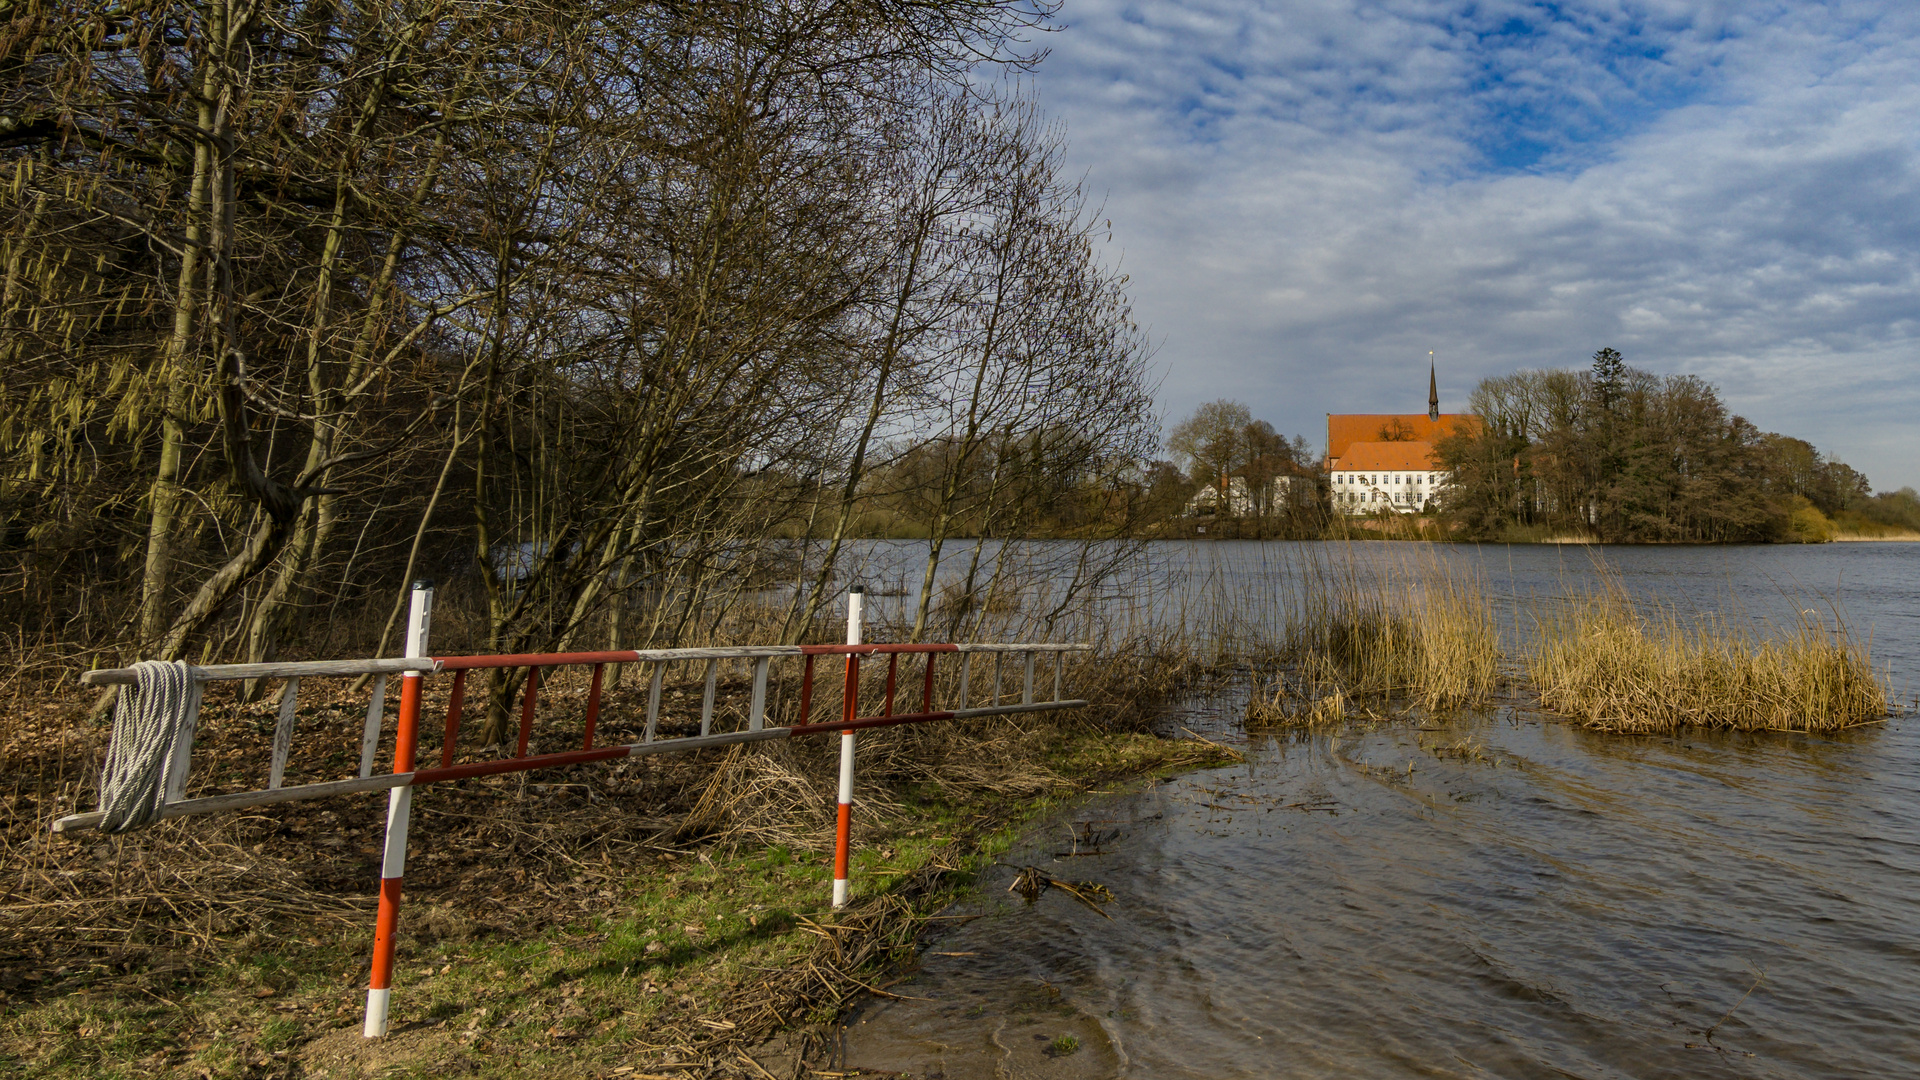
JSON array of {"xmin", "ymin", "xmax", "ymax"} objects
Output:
[
  {"xmin": 1436, "ymin": 349, "xmax": 1902, "ymax": 543},
  {"xmin": 0, "ymin": 1, "xmax": 1157, "ymax": 719},
  {"xmin": 856, "ymin": 355, "xmax": 1918, "ymax": 547}
]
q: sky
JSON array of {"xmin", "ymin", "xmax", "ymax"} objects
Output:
[{"xmin": 1029, "ymin": 0, "xmax": 1920, "ymax": 490}]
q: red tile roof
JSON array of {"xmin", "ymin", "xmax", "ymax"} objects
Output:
[
  {"xmin": 1326, "ymin": 413, "xmax": 1476, "ymax": 462},
  {"xmin": 1332, "ymin": 440, "xmax": 1440, "ymax": 472}
]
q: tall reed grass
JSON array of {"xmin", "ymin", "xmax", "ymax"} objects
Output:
[
  {"xmin": 1248, "ymin": 546, "xmax": 1501, "ymax": 723},
  {"xmin": 1526, "ymin": 584, "xmax": 1890, "ymax": 734}
]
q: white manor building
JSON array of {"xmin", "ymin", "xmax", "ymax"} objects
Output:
[{"xmin": 1328, "ymin": 441, "xmax": 1445, "ymax": 513}]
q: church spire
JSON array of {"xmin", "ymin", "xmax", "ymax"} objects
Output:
[{"xmin": 1428, "ymin": 352, "xmax": 1440, "ymax": 421}]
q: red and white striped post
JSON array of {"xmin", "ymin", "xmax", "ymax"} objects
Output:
[
  {"xmin": 365, "ymin": 580, "xmax": 432, "ymax": 1038},
  {"xmin": 832, "ymin": 586, "xmax": 862, "ymax": 909}
]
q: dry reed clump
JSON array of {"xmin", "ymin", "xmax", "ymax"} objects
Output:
[
  {"xmin": 787, "ymin": 714, "xmax": 1108, "ymax": 835},
  {"xmin": 679, "ymin": 742, "xmax": 907, "ymax": 852},
  {"xmin": 1254, "ymin": 552, "xmax": 1500, "ymax": 724},
  {"xmin": 678, "ymin": 744, "xmax": 839, "ymax": 852},
  {"xmin": 1527, "ymin": 591, "xmax": 1891, "ymax": 734},
  {"xmin": 857, "ymin": 721, "xmax": 1068, "ymax": 800}
]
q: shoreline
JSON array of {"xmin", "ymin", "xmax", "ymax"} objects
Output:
[{"xmin": 1834, "ymin": 532, "xmax": 1920, "ymax": 542}]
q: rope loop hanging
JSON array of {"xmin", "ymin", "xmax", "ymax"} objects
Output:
[{"xmin": 98, "ymin": 660, "xmax": 198, "ymax": 833}]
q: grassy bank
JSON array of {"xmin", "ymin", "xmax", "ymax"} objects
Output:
[
  {"xmin": 0, "ymin": 629, "xmax": 1240, "ymax": 1079},
  {"xmin": 3, "ymin": 730, "xmax": 1230, "ymax": 1080}
]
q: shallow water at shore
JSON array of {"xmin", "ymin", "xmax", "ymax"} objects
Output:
[
  {"xmin": 841, "ymin": 542, "xmax": 1920, "ymax": 1078},
  {"xmin": 847, "ymin": 712, "xmax": 1920, "ymax": 1078}
]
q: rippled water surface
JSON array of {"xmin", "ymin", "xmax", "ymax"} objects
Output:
[{"xmin": 843, "ymin": 542, "xmax": 1920, "ymax": 1079}]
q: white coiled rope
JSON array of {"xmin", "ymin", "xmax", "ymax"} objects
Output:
[{"xmin": 98, "ymin": 660, "xmax": 199, "ymax": 833}]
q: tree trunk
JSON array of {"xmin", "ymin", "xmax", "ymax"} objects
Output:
[{"xmin": 139, "ymin": 105, "xmax": 212, "ymax": 646}]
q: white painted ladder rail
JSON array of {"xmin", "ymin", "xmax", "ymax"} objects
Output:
[{"xmin": 52, "ymin": 642, "xmax": 1091, "ymax": 836}]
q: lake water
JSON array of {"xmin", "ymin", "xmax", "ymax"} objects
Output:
[{"xmin": 842, "ymin": 541, "xmax": 1920, "ymax": 1079}]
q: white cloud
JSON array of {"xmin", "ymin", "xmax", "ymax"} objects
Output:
[{"xmin": 1036, "ymin": 0, "xmax": 1920, "ymax": 487}]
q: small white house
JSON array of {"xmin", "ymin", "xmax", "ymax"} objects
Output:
[
  {"xmin": 1327, "ymin": 440, "xmax": 1445, "ymax": 514},
  {"xmin": 1184, "ymin": 475, "xmax": 1306, "ymax": 516}
]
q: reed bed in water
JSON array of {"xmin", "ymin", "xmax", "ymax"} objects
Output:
[
  {"xmin": 1249, "ymin": 547, "xmax": 1501, "ymax": 723},
  {"xmin": 1526, "ymin": 585, "xmax": 1891, "ymax": 734}
]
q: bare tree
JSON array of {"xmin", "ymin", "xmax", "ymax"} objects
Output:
[{"xmin": 1167, "ymin": 400, "xmax": 1253, "ymax": 506}]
